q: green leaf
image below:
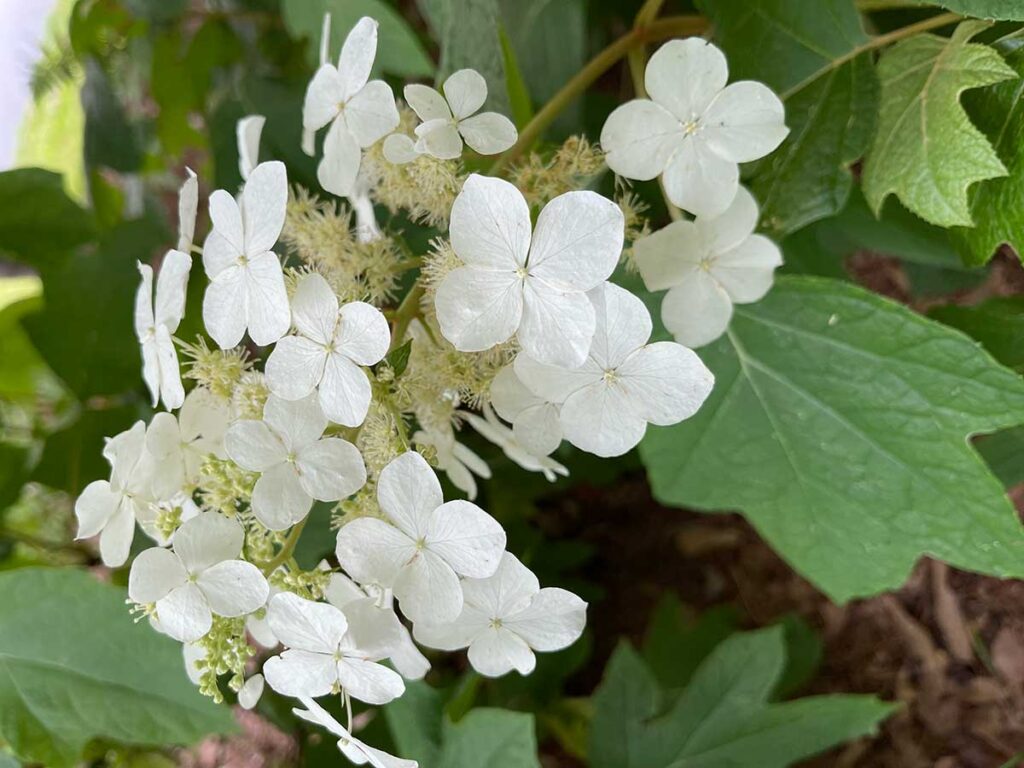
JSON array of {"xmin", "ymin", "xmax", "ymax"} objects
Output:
[
  {"xmin": 385, "ymin": 681, "xmax": 444, "ymax": 766},
  {"xmin": 0, "ymin": 278, "xmax": 48, "ymax": 401},
  {"xmin": 0, "ymin": 168, "xmax": 95, "ymax": 266},
  {"xmin": 928, "ymin": 296, "xmax": 1024, "ymax": 371},
  {"xmin": 640, "ymin": 276, "xmax": 1024, "ymax": 601},
  {"xmin": 429, "ymin": 0, "xmax": 510, "ymax": 113},
  {"xmin": 282, "ymin": 0, "xmax": 434, "ymax": 78},
  {"xmin": 590, "ymin": 629, "xmax": 894, "ymax": 768},
  {"xmin": 642, "ymin": 597, "xmax": 741, "ymax": 692},
  {"xmin": 774, "ymin": 615, "xmax": 823, "ymax": 698},
  {"xmin": 498, "ymin": 25, "xmax": 533, "ymax": 129},
  {"xmin": 385, "ymin": 339, "xmax": 413, "ymax": 378},
  {"xmin": 862, "ymin": 21, "xmax": 1016, "ymax": 227},
  {"xmin": 0, "ymin": 568, "xmax": 234, "ymax": 767},
  {"xmin": 952, "ymin": 42, "xmax": 1024, "ymax": 266},
  {"xmin": 976, "ymin": 426, "xmax": 1024, "ymax": 488},
  {"xmin": 932, "ymin": 1, "xmax": 1024, "ymax": 20},
  {"xmin": 81, "ymin": 58, "xmax": 142, "ymax": 173}
]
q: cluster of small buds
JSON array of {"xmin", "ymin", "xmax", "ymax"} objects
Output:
[{"xmin": 72, "ymin": 12, "xmax": 791, "ymax": 767}]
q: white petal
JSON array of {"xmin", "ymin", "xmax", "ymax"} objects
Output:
[
  {"xmin": 198, "ymin": 560, "xmax": 269, "ymax": 617},
  {"xmin": 376, "ymin": 451, "xmax": 443, "ymax": 539},
  {"xmin": 268, "ymin": 591, "xmax": 348, "ymax": 653},
  {"xmin": 236, "ymin": 114, "xmax": 265, "ymax": 180},
  {"xmin": 393, "ymin": 549, "xmax": 463, "ymax": 624},
  {"xmin": 336, "ymin": 517, "xmax": 415, "ymax": 589},
  {"xmin": 391, "ymin": 629, "xmax": 431, "ymax": 680},
  {"xmin": 459, "ymin": 112, "xmax": 517, "ymax": 155},
  {"xmin": 561, "ymin": 381, "xmax": 648, "ymax": 458},
  {"xmin": 264, "ymin": 649, "xmax": 337, "ymax": 698},
  {"xmin": 75, "ymin": 480, "xmax": 118, "ymax": 539},
  {"xmin": 646, "ymin": 38, "xmax": 728, "ymax": 122},
  {"xmin": 490, "ymin": 364, "xmax": 541, "ymax": 422},
  {"xmin": 98, "ymin": 501, "xmax": 135, "ymax": 567},
  {"xmin": 462, "ymin": 552, "xmax": 538, "ymax": 617},
  {"xmin": 444, "ymin": 68, "xmax": 487, "ymax": 120},
  {"xmin": 179, "ymin": 388, "xmax": 230, "ymax": 449},
  {"xmin": 244, "ymin": 253, "xmax": 290, "ymax": 347},
  {"xmin": 318, "ymin": 117, "xmax": 362, "ymax": 197},
  {"xmin": 661, "ymin": 272, "xmax": 734, "ymax": 349},
  {"xmin": 519, "ymin": 280, "xmax": 594, "ymax": 368},
  {"xmin": 467, "ymin": 627, "xmax": 536, "ymax": 677},
  {"xmin": 252, "ymin": 463, "xmax": 313, "ymax": 530},
  {"xmin": 415, "ymin": 119, "xmax": 463, "ymax": 160},
  {"xmin": 208, "ymin": 189, "xmax": 244, "ymax": 254},
  {"xmin": 337, "ymin": 657, "xmax": 405, "ymax": 704},
  {"xmin": 134, "ymin": 263, "xmax": 154, "ymax": 340},
  {"xmin": 663, "ymin": 137, "xmax": 740, "ymax": 218},
  {"xmin": 435, "ymin": 266, "xmax": 523, "ymax": 352},
  {"xmin": 336, "ymin": 301, "xmax": 390, "ymax": 364},
  {"xmin": 634, "ymin": 219, "xmax": 703, "ymax": 292},
  {"xmin": 264, "ymin": 392, "xmax": 328, "ymax": 451},
  {"xmin": 506, "ymin": 587, "xmax": 587, "ymax": 652},
  {"xmin": 156, "ymin": 583, "xmax": 213, "ymax": 643},
  {"xmin": 203, "ymin": 266, "xmax": 247, "ymax": 350},
  {"xmin": 320, "ymin": 353, "xmax": 372, "ymax": 427},
  {"xmin": 712, "ymin": 234, "xmax": 783, "ymax": 303},
  {"xmin": 242, "ymin": 161, "xmax": 287, "ymax": 256},
  {"xmin": 413, "ymin": 605, "xmax": 488, "ymax": 650},
  {"xmin": 425, "ymin": 499, "xmax": 506, "ymax": 578},
  {"xmin": 324, "ymin": 572, "xmax": 366, "ymax": 609},
  {"xmin": 201, "ymin": 228, "xmax": 239, "ymax": 282},
  {"xmin": 383, "ymin": 133, "xmax": 420, "ymax": 164},
  {"xmin": 303, "ymin": 64, "xmax": 344, "ymax": 132},
  {"xmin": 183, "ymin": 642, "xmax": 206, "ymax": 685},
  {"xmin": 513, "ymin": 403, "xmax": 563, "ymax": 457},
  {"xmin": 291, "ymin": 272, "xmax": 339, "ymax": 345},
  {"xmin": 174, "ymin": 511, "xmax": 245, "ymax": 572},
  {"xmin": 528, "ymin": 191, "xmax": 622, "ymax": 291},
  {"xmin": 700, "ymin": 185, "xmax": 760, "ymax": 254},
  {"xmin": 238, "ymin": 674, "xmax": 264, "ymax": 710},
  {"xmin": 346, "ymin": 80, "xmax": 400, "ymax": 148},
  {"xmin": 265, "ymin": 336, "xmax": 327, "ymax": 401},
  {"xmin": 618, "ymin": 342, "xmax": 714, "ymax": 425},
  {"xmin": 291, "ymin": 696, "xmax": 351, "ymax": 739},
  {"xmin": 140, "ymin": 337, "xmax": 160, "ymax": 409},
  {"xmin": 129, "ymin": 547, "xmax": 187, "ymax": 604},
  {"xmin": 702, "ymin": 80, "xmax": 789, "ymax": 163},
  {"xmin": 155, "ymin": 327, "xmax": 184, "ymax": 411},
  {"xmin": 338, "ymin": 16, "xmax": 378, "ymax": 102},
  {"xmin": 514, "ymin": 352, "xmax": 599, "ymax": 404},
  {"xmin": 600, "ymin": 99, "xmax": 682, "ymax": 181},
  {"xmin": 404, "ymin": 83, "xmax": 451, "ymax": 122},
  {"xmin": 296, "ymin": 437, "xmax": 367, "ymax": 500},
  {"xmin": 355, "ymin": 741, "xmax": 418, "ymax": 768},
  {"xmin": 177, "ymin": 167, "xmax": 198, "ymax": 252},
  {"xmin": 451, "ymin": 441, "xmax": 491, "ymax": 483},
  {"xmin": 449, "ymin": 174, "xmax": 531, "ymax": 269},
  {"xmin": 586, "ymin": 282, "xmax": 652, "ymax": 370},
  {"xmin": 225, "ymin": 420, "xmax": 286, "ymax": 471},
  {"xmin": 340, "ymin": 598, "xmax": 405, "ymax": 658}
]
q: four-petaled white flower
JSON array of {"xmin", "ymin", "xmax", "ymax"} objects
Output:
[
  {"xmin": 489, "ymin": 365, "xmax": 563, "ymax": 457},
  {"xmin": 202, "ymin": 160, "xmax": 291, "ymax": 349},
  {"xmin": 74, "ymin": 421, "xmax": 159, "ymax": 567},
  {"xmin": 128, "ymin": 511, "xmax": 269, "ymax": 642},
  {"xmin": 177, "ymin": 168, "xmax": 198, "ymax": 253},
  {"xmin": 514, "ymin": 282, "xmax": 715, "ymax": 457},
  {"xmin": 303, "ymin": 16, "xmax": 399, "ymax": 197},
  {"xmin": 635, "ymin": 186, "xmax": 782, "ymax": 348},
  {"xmin": 225, "ymin": 393, "xmax": 367, "ymax": 530},
  {"xmin": 335, "ymin": 451, "xmax": 506, "ymax": 624},
  {"xmin": 435, "ymin": 174, "xmax": 624, "ymax": 367},
  {"xmin": 462, "ymin": 406, "xmax": 567, "ymax": 483},
  {"xmin": 265, "ymin": 273, "xmax": 390, "ymax": 427},
  {"xmin": 263, "ymin": 592, "xmax": 406, "ymax": 705},
  {"xmin": 412, "ymin": 424, "xmax": 491, "ymax": 501},
  {"xmin": 292, "ymin": 696, "xmax": 417, "ymax": 768},
  {"xmin": 135, "ymin": 250, "xmax": 191, "ymax": 410},
  {"xmin": 384, "ymin": 69, "xmax": 517, "ymax": 163},
  {"xmin": 415, "ymin": 553, "xmax": 586, "ymax": 678},
  {"xmin": 601, "ymin": 38, "xmax": 788, "ymax": 218},
  {"xmin": 145, "ymin": 387, "xmax": 231, "ymax": 489},
  {"xmin": 237, "ymin": 114, "xmax": 266, "ymax": 181}
]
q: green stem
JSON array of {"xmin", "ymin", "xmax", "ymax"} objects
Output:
[
  {"xmin": 390, "ymin": 283, "xmax": 425, "ymax": 352},
  {"xmin": 262, "ymin": 517, "xmax": 307, "ymax": 574}
]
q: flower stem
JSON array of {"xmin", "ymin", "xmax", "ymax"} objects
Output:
[
  {"xmin": 390, "ymin": 283, "xmax": 425, "ymax": 352},
  {"xmin": 262, "ymin": 517, "xmax": 307, "ymax": 574}
]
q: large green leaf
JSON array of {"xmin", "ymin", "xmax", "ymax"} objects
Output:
[
  {"xmin": 929, "ymin": 296, "xmax": 1024, "ymax": 371},
  {"xmin": 952, "ymin": 42, "xmax": 1024, "ymax": 265},
  {"xmin": 933, "ymin": 1, "xmax": 1024, "ymax": 19},
  {"xmin": 589, "ymin": 628, "xmax": 894, "ymax": 768},
  {"xmin": 640, "ymin": 276, "xmax": 1024, "ymax": 601},
  {"xmin": 0, "ymin": 168, "xmax": 95, "ymax": 266},
  {"xmin": 976, "ymin": 427, "xmax": 1024, "ymax": 488},
  {"xmin": 862, "ymin": 21, "xmax": 1016, "ymax": 227},
  {"xmin": 0, "ymin": 568, "xmax": 234, "ymax": 767}
]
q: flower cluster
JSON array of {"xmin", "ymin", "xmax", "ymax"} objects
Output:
[{"xmin": 73, "ymin": 14, "xmax": 787, "ymax": 766}]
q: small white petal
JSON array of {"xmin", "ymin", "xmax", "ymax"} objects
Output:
[
  {"xmin": 702, "ymin": 80, "xmax": 789, "ymax": 163},
  {"xmin": 415, "ymin": 119, "xmax": 463, "ymax": 160},
  {"xmin": 413, "ymin": 605, "xmax": 488, "ymax": 651},
  {"xmin": 155, "ymin": 327, "xmax": 184, "ymax": 411},
  {"xmin": 425, "ymin": 499, "xmax": 506, "ymax": 578},
  {"xmin": 506, "ymin": 587, "xmax": 587, "ymax": 652},
  {"xmin": 129, "ymin": 547, "xmax": 187, "ymax": 604},
  {"xmin": 341, "ymin": 598, "xmax": 405, "ymax": 659},
  {"xmin": 183, "ymin": 642, "xmax": 206, "ymax": 685},
  {"xmin": 318, "ymin": 117, "xmax": 362, "ymax": 197},
  {"xmin": 634, "ymin": 219, "xmax": 703, "ymax": 292},
  {"xmin": 225, "ymin": 420, "xmax": 286, "ymax": 472},
  {"xmin": 383, "ymin": 133, "xmax": 420, "ymax": 164},
  {"xmin": 236, "ymin": 115, "xmax": 266, "ymax": 181},
  {"xmin": 512, "ymin": 403, "xmax": 563, "ymax": 457},
  {"xmin": 459, "ymin": 112, "xmax": 517, "ymax": 155},
  {"xmin": 154, "ymin": 249, "xmax": 191, "ymax": 332},
  {"xmin": 336, "ymin": 301, "xmax": 390, "ymax": 365},
  {"xmin": 324, "ymin": 572, "xmax": 365, "ymax": 609},
  {"xmin": 393, "ymin": 548, "xmax": 463, "ymax": 624},
  {"xmin": 449, "ymin": 174, "xmax": 531, "ymax": 270},
  {"xmin": 560, "ymin": 381, "xmax": 648, "ymax": 458},
  {"xmin": 443, "ymin": 68, "xmax": 487, "ymax": 120},
  {"xmin": 346, "ymin": 80, "xmax": 400, "ymax": 148},
  {"xmin": 242, "ymin": 161, "xmax": 288, "ymax": 256},
  {"xmin": 291, "ymin": 272, "xmax": 339, "ymax": 345},
  {"xmin": 156, "ymin": 582, "xmax": 213, "ymax": 643},
  {"xmin": 617, "ymin": 342, "xmax": 714, "ymax": 426},
  {"xmin": 177, "ymin": 168, "xmax": 198, "ymax": 252},
  {"xmin": 336, "ymin": 657, "xmax": 405, "ymax": 705},
  {"xmin": 198, "ymin": 560, "xmax": 269, "ymax": 617},
  {"xmin": 519, "ymin": 280, "xmax": 594, "ymax": 368},
  {"xmin": 337, "ymin": 16, "xmax": 378, "ymax": 102},
  {"xmin": 528, "ymin": 191, "xmax": 623, "ymax": 291},
  {"xmin": 268, "ymin": 592, "xmax": 348, "ymax": 653},
  {"xmin": 435, "ymin": 266, "xmax": 523, "ymax": 353},
  {"xmin": 208, "ymin": 190, "xmax": 244, "ymax": 255},
  {"xmin": 265, "ymin": 336, "xmax": 327, "ymax": 401},
  {"xmin": 404, "ymin": 83, "xmax": 451, "ymax": 122},
  {"xmin": 600, "ymin": 99, "xmax": 682, "ymax": 181},
  {"xmin": 661, "ymin": 272, "xmax": 734, "ymax": 348},
  {"xmin": 468, "ymin": 627, "xmax": 536, "ymax": 677},
  {"xmin": 336, "ymin": 517, "xmax": 414, "ymax": 588},
  {"xmin": 701, "ymin": 185, "xmax": 760, "ymax": 254},
  {"xmin": 663, "ymin": 137, "xmax": 740, "ymax": 219},
  {"xmin": 514, "ymin": 352, "xmax": 598, "ymax": 404},
  {"xmin": 391, "ymin": 629, "xmax": 431, "ymax": 680},
  {"xmin": 303, "ymin": 64, "xmax": 345, "ymax": 132},
  {"xmin": 238, "ymin": 674, "xmax": 264, "ymax": 709},
  {"xmin": 586, "ymin": 282, "xmax": 652, "ymax": 370},
  {"xmin": 203, "ymin": 266, "xmax": 248, "ymax": 350},
  {"xmin": 140, "ymin": 337, "xmax": 160, "ymax": 409},
  {"xmin": 646, "ymin": 38, "xmax": 728, "ymax": 122},
  {"xmin": 134, "ymin": 263, "xmax": 154, "ymax": 342},
  {"xmin": 244, "ymin": 253, "xmax": 291, "ymax": 347},
  {"xmin": 264, "ymin": 393, "xmax": 328, "ymax": 452},
  {"xmin": 98, "ymin": 501, "xmax": 135, "ymax": 567},
  {"xmin": 174, "ymin": 511, "xmax": 245, "ymax": 572},
  {"xmin": 376, "ymin": 451, "xmax": 442, "ymax": 539},
  {"xmin": 252, "ymin": 463, "xmax": 313, "ymax": 530},
  {"xmin": 264, "ymin": 649, "xmax": 337, "ymax": 698},
  {"xmin": 463, "ymin": 552, "xmax": 538, "ymax": 617},
  {"xmin": 711, "ymin": 234, "xmax": 783, "ymax": 303},
  {"xmin": 320, "ymin": 353, "xmax": 373, "ymax": 427},
  {"xmin": 296, "ymin": 437, "xmax": 367, "ymax": 501},
  {"xmin": 75, "ymin": 480, "xmax": 118, "ymax": 539}
]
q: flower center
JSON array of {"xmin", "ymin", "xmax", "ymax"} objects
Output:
[
  {"xmin": 490, "ymin": 617, "xmax": 503, "ymax": 629},
  {"xmin": 514, "ymin": 266, "xmax": 528, "ymax": 279},
  {"xmin": 603, "ymin": 368, "xmax": 619, "ymax": 384},
  {"xmin": 682, "ymin": 118, "xmax": 701, "ymax": 136},
  {"xmin": 236, "ymin": 254, "xmax": 249, "ymax": 267},
  {"xmin": 699, "ymin": 255, "xmax": 716, "ymax": 271}
]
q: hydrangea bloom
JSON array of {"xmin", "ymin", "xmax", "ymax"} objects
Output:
[
  {"xmin": 514, "ymin": 282, "xmax": 714, "ymax": 457},
  {"xmin": 415, "ymin": 553, "xmax": 586, "ymax": 677},
  {"xmin": 265, "ymin": 273, "xmax": 390, "ymax": 427},
  {"xmin": 435, "ymin": 173, "xmax": 624, "ymax": 367},
  {"xmin": 601, "ymin": 38, "xmax": 788, "ymax": 218},
  {"xmin": 128, "ymin": 512, "xmax": 269, "ymax": 642},
  {"xmin": 634, "ymin": 186, "xmax": 783, "ymax": 348},
  {"xmin": 145, "ymin": 387, "xmax": 230, "ymax": 489},
  {"xmin": 335, "ymin": 451, "xmax": 506, "ymax": 624},
  {"xmin": 292, "ymin": 696, "xmax": 416, "ymax": 768},
  {"xmin": 412, "ymin": 424, "xmax": 491, "ymax": 500},
  {"xmin": 302, "ymin": 16, "xmax": 399, "ymax": 197},
  {"xmin": 135, "ymin": 249, "xmax": 191, "ymax": 410},
  {"xmin": 225, "ymin": 394, "xmax": 366, "ymax": 530},
  {"xmin": 202, "ymin": 161, "xmax": 291, "ymax": 348},
  {"xmin": 384, "ymin": 68, "xmax": 517, "ymax": 163}
]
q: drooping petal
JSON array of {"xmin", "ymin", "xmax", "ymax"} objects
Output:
[
  {"xmin": 134, "ymin": 263, "xmax": 154, "ymax": 341},
  {"xmin": 243, "ymin": 252, "xmax": 290, "ymax": 347},
  {"xmin": 443, "ymin": 68, "xmax": 487, "ymax": 120},
  {"xmin": 528, "ymin": 191, "xmax": 623, "ymax": 291},
  {"xmin": 392, "ymin": 549, "xmax": 463, "ymax": 624},
  {"xmin": 702, "ymin": 80, "xmax": 789, "ymax": 163},
  {"xmin": 140, "ymin": 337, "xmax": 160, "ymax": 409},
  {"xmin": 336, "ymin": 301, "xmax": 390, "ymax": 364},
  {"xmin": 202, "ymin": 266, "xmax": 248, "ymax": 350},
  {"xmin": 513, "ymin": 403, "xmax": 563, "ymax": 457},
  {"xmin": 156, "ymin": 582, "xmax": 213, "ymax": 643},
  {"xmin": 319, "ymin": 353, "xmax": 372, "ymax": 427},
  {"xmin": 450, "ymin": 441, "xmax": 491, "ymax": 483},
  {"xmin": 660, "ymin": 272, "xmax": 734, "ymax": 349},
  {"xmin": 265, "ymin": 335, "xmax": 327, "ymax": 401},
  {"xmin": 225, "ymin": 420, "xmax": 286, "ymax": 472},
  {"xmin": 711, "ymin": 234, "xmax": 783, "ymax": 303},
  {"xmin": 467, "ymin": 627, "xmax": 536, "ymax": 677},
  {"xmin": 462, "ymin": 552, "xmax": 538, "ymax": 618},
  {"xmin": 459, "ymin": 112, "xmax": 517, "ymax": 155},
  {"xmin": 506, "ymin": 587, "xmax": 587, "ymax": 652},
  {"xmin": 318, "ymin": 116, "xmax": 362, "ymax": 197},
  {"xmin": 404, "ymin": 83, "xmax": 451, "ymax": 122},
  {"xmin": 303, "ymin": 64, "xmax": 345, "ymax": 132},
  {"xmin": 645, "ymin": 38, "xmax": 728, "ymax": 122},
  {"xmin": 264, "ymin": 393, "xmax": 328, "ymax": 452},
  {"xmin": 264, "ymin": 649, "xmax": 337, "ymax": 698},
  {"xmin": 174, "ymin": 510, "xmax": 245, "ymax": 573},
  {"xmin": 236, "ymin": 114, "xmax": 266, "ymax": 181},
  {"xmin": 177, "ymin": 167, "xmax": 198, "ymax": 252},
  {"xmin": 252, "ymin": 463, "xmax": 313, "ymax": 530},
  {"xmin": 634, "ymin": 219, "xmax": 704, "ymax": 292},
  {"xmin": 413, "ymin": 605, "xmax": 488, "ymax": 650},
  {"xmin": 238, "ymin": 674, "xmax": 264, "ymax": 710},
  {"xmin": 435, "ymin": 266, "xmax": 523, "ymax": 352},
  {"xmin": 155, "ymin": 249, "xmax": 191, "ymax": 332},
  {"xmin": 267, "ymin": 592, "xmax": 348, "ymax": 653},
  {"xmin": 335, "ymin": 517, "xmax": 414, "ymax": 588},
  {"xmin": 560, "ymin": 380, "xmax": 648, "ymax": 458},
  {"xmin": 514, "ymin": 352, "xmax": 599, "ymax": 404},
  {"xmin": 336, "ymin": 657, "xmax": 405, "ymax": 705},
  {"xmin": 449, "ymin": 174, "xmax": 531, "ymax": 269},
  {"xmin": 337, "ymin": 16, "xmax": 378, "ymax": 102},
  {"xmin": 129, "ymin": 547, "xmax": 187, "ymax": 604},
  {"xmin": 586, "ymin": 282, "xmax": 652, "ymax": 370},
  {"xmin": 75, "ymin": 480, "xmax": 118, "ymax": 539},
  {"xmin": 425, "ymin": 499, "xmax": 506, "ymax": 578},
  {"xmin": 98, "ymin": 500, "xmax": 136, "ymax": 567},
  {"xmin": 618, "ymin": 342, "xmax": 714, "ymax": 426},
  {"xmin": 155, "ymin": 327, "xmax": 185, "ymax": 411},
  {"xmin": 376, "ymin": 451, "xmax": 443, "ymax": 539},
  {"xmin": 663, "ymin": 136, "xmax": 740, "ymax": 219},
  {"xmin": 208, "ymin": 189, "xmax": 245, "ymax": 254},
  {"xmin": 296, "ymin": 437, "xmax": 367, "ymax": 501},
  {"xmin": 291, "ymin": 272, "xmax": 339, "ymax": 345},
  {"xmin": 346, "ymin": 80, "xmax": 400, "ymax": 148},
  {"xmin": 198, "ymin": 560, "xmax": 269, "ymax": 617},
  {"xmin": 600, "ymin": 99, "xmax": 682, "ymax": 181},
  {"xmin": 519, "ymin": 280, "xmax": 594, "ymax": 368},
  {"xmin": 700, "ymin": 185, "xmax": 760, "ymax": 254},
  {"xmin": 383, "ymin": 133, "xmax": 420, "ymax": 164},
  {"xmin": 414, "ymin": 119, "xmax": 463, "ymax": 160}
]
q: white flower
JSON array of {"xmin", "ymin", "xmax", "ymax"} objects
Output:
[
  {"xmin": 325, "ymin": 571, "xmax": 430, "ymax": 681},
  {"xmin": 177, "ymin": 168, "xmax": 198, "ymax": 253},
  {"xmin": 600, "ymin": 38, "xmax": 788, "ymax": 218},
  {"xmin": 135, "ymin": 250, "xmax": 191, "ymax": 410},
  {"xmin": 262, "ymin": 592, "xmax": 406, "ymax": 705},
  {"xmin": 225, "ymin": 393, "xmax": 366, "ymax": 530},
  {"xmin": 202, "ymin": 160, "xmax": 291, "ymax": 349},
  {"xmin": 128, "ymin": 511, "xmax": 269, "ymax": 642},
  {"xmin": 335, "ymin": 451, "xmax": 506, "ymax": 624},
  {"xmin": 412, "ymin": 424, "xmax": 491, "ymax": 500},
  {"xmin": 515, "ymin": 282, "xmax": 714, "ymax": 457},
  {"xmin": 435, "ymin": 174, "xmax": 623, "ymax": 367},
  {"xmin": 292, "ymin": 696, "xmax": 417, "ymax": 768},
  {"xmin": 237, "ymin": 114, "xmax": 266, "ymax": 181},
  {"xmin": 415, "ymin": 553, "xmax": 585, "ymax": 677},
  {"xmin": 145, "ymin": 387, "xmax": 230, "ymax": 488},
  {"xmin": 490, "ymin": 364, "xmax": 563, "ymax": 457},
  {"xmin": 635, "ymin": 186, "xmax": 782, "ymax": 348},
  {"xmin": 265, "ymin": 273, "xmax": 390, "ymax": 427},
  {"xmin": 74, "ymin": 421, "xmax": 158, "ymax": 566},
  {"xmin": 138, "ymin": 494, "xmax": 199, "ymax": 547},
  {"xmin": 384, "ymin": 69, "xmax": 517, "ymax": 163},
  {"xmin": 462, "ymin": 406, "xmax": 567, "ymax": 483},
  {"xmin": 303, "ymin": 16, "xmax": 399, "ymax": 197},
  {"xmin": 239, "ymin": 673, "xmax": 264, "ymax": 710}
]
